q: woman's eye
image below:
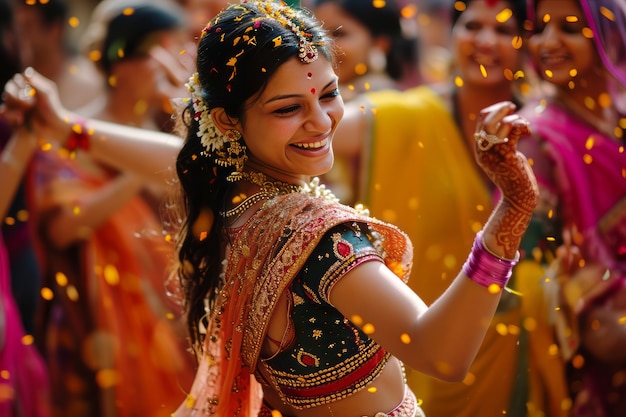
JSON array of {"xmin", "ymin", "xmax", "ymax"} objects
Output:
[
  {"xmin": 496, "ymin": 26, "xmax": 518, "ymax": 36},
  {"xmin": 465, "ymin": 22, "xmax": 482, "ymax": 31},
  {"xmin": 274, "ymin": 105, "xmax": 299, "ymax": 115},
  {"xmin": 322, "ymin": 89, "xmax": 340, "ymax": 100},
  {"xmin": 562, "ymin": 22, "xmax": 584, "ymax": 34}
]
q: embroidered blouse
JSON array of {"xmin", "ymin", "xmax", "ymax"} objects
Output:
[
  {"xmin": 258, "ymin": 222, "xmax": 390, "ymax": 408},
  {"xmin": 172, "ymin": 192, "xmax": 413, "ymax": 417}
]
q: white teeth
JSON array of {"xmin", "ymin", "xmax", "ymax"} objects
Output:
[
  {"xmin": 542, "ymin": 55, "xmax": 568, "ymax": 65},
  {"xmin": 293, "ymin": 138, "xmax": 328, "ymax": 149}
]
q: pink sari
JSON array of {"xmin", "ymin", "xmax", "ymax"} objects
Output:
[
  {"xmin": 523, "ymin": 101, "xmax": 626, "ymax": 417},
  {"xmin": 0, "ymin": 233, "xmax": 51, "ymax": 416}
]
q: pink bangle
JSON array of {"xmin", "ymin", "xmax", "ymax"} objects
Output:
[{"xmin": 462, "ymin": 231, "xmax": 519, "ymax": 289}]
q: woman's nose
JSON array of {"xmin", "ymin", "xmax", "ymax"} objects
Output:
[{"xmin": 304, "ymin": 103, "xmax": 333, "ymax": 133}]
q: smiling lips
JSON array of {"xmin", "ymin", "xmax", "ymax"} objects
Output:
[
  {"xmin": 292, "ymin": 137, "xmax": 329, "ymax": 150},
  {"xmin": 540, "ymin": 53, "xmax": 570, "ymax": 67},
  {"xmin": 473, "ymin": 54, "xmax": 498, "ymax": 67}
]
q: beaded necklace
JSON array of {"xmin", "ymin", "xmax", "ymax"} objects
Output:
[
  {"xmin": 219, "ymin": 172, "xmax": 338, "ymax": 221},
  {"xmin": 219, "ymin": 171, "xmax": 301, "ymax": 220}
]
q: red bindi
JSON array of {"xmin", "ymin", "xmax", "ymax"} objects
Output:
[{"xmin": 311, "ymin": 88, "xmax": 316, "ymax": 94}]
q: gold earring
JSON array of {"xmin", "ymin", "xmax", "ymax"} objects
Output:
[{"xmin": 215, "ymin": 129, "xmax": 247, "ymax": 182}]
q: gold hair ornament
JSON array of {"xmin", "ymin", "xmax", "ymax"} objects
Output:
[
  {"xmin": 186, "ymin": 73, "xmax": 247, "ymax": 182},
  {"xmin": 196, "ymin": 1, "xmax": 322, "ymax": 92},
  {"xmin": 253, "ymin": 0, "xmax": 319, "ymax": 63}
]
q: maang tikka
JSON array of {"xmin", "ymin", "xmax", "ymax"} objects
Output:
[{"xmin": 186, "ymin": 73, "xmax": 247, "ymax": 182}]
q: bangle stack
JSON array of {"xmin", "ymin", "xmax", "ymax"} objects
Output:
[
  {"xmin": 65, "ymin": 119, "xmax": 91, "ymax": 152},
  {"xmin": 462, "ymin": 231, "xmax": 519, "ymax": 290}
]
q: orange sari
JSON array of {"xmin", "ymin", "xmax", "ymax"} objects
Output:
[{"xmin": 30, "ymin": 149, "xmax": 194, "ymax": 417}]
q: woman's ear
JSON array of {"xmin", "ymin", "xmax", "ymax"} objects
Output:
[{"xmin": 211, "ymin": 107, "xmax": 240, "ymax": 133}]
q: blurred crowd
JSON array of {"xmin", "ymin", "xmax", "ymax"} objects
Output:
[{"xmin": 0, "ymin": 0, "xmax": 625, "ymax": 416}]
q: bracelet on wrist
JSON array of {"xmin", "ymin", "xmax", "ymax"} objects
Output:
[
  {"xmin": 65, "ymin": 119, "xmax": 91, "ymax": 152},
  {"xmin": 462, "ymin": 231, "xmax": 519, "ymax": 290}
]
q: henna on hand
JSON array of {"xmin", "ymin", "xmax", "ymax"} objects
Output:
[
  {"xmin": 474, "ymin": 102, "xmax": 539, "ymax": 215},
  {"xmin": 473, "ymin": 102, "xmax": 540, "ymax": 258}
]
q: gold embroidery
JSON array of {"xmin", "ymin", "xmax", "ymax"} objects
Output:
[
  {"xmin": 264, "ymin": 342, "xmax": 389, "ymax": 409},
  {"xmin": 295, "ymin": 348, "xmax": 321, "ymax": 367},
  {"xmin": 219, "ymin": 192, "xmax": 411, "ymax": 386},
  {"xmin": 293, "ymin": 293, "xmax": 304, "ymax": 306}
]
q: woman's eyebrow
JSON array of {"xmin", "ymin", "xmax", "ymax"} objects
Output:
[{"xmin": 263, "ymin": 78, "xmax": 338, "ymax": 105}]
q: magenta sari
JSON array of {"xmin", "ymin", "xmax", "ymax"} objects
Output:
[
  {"xmin": 0, "ymin": 234, "xmax": 51, "ymax": 416},
  {"xmin": 523, "ymin": 101, "xmax": 626, "ymax": 417},
  {"xmin": 525, "ymin": 102, "xmax": 626, "ymax": 271}
]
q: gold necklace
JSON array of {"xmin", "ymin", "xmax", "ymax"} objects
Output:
[
  {"xmin": 239, "ymin": 171, "xmax": 302, "ymax": 194},
  {"xmin": 219, "ymin": 171, "xmax": 302, "ymax": 220}
]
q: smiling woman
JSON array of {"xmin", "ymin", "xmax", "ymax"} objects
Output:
[
  {"xmin": 2, "ymin": 1, "xmax": 539, "ymax": 416},
  {"xmin": 169, "ymin": 2, "xmax": 537, "ymax": 417},
  {"xmin": 219, "ymin": 57, "xmax": 342, "ymax": 181},
  {"xmin": 79, "ymin": 1, "xmax": 190, "ymax": 131}
]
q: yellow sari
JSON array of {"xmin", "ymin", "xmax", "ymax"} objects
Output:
[{"xmin": 361, "ymin": 86, "xmax": 524, "ymax": 417}]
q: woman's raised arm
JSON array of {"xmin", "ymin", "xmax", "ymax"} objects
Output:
[{"xmin": 1, "ymin": 68, "xmax": 183, "ymax": 183}]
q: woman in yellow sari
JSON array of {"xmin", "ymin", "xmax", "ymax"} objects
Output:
[{"xmin": 334, "ymin": 1, "xmax": 570, "ymax": 416}]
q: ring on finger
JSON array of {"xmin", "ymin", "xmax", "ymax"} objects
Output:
[
  {"xmin": 18, "ymin": 84, "xmax": 35, "ymax": 100},
  {"xmin": 474, "ymin": 130, "xmax": 508, "ymax": 151}
]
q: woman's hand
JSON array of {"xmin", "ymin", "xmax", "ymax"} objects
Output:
[
  {"xmin": 548, "ymin": 228, "xmax": 626, "ymax": 363},
  {"xmin": 474, "ymin": 101, "xmax": 539, "ymax": 215},
  {"xmin": 149, "ymin": 44, "xmax": 196, "ymax": 107},
  {"xmin": 1, "ymin": 68, "xmax": 73, "ymax": 142},
  {"xmin": 577, "ymin": 266, "xmax": 626, "ymax": 363}
]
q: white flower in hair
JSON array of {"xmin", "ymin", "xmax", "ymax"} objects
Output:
[{"xmin": 186, "ymin": 73, "xmax": 225, "ymax": 153}]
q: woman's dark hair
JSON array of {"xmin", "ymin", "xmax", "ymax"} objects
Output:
[
  {"xmin": 174, "ymin": 1, "xmax": 333, "ymax": 350},
  {"xmin": 314, "ymin": 0, "xmax": 403, "ymax": 38},
  {"xmin": 0, "ymin": 0, "xmax": 21, "ymax": 96},
  {"xmin": 313, "ymin": 0, "xmax": 416, "ymax": 80},
  {"xmin": 100, "ymin": 4, "xmax": 186, "ymax": 74},
  {"xmin": 452, "ymin": 0, "xmax": 528, "ymax": 31},
  {"xmin": 15, "ymin": 0, "xmax": 68, "ymax": 26}
]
